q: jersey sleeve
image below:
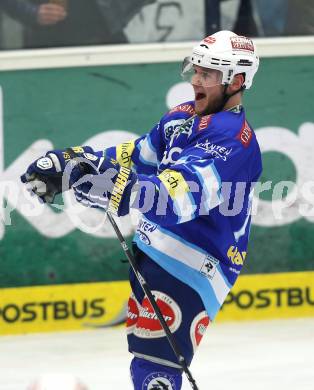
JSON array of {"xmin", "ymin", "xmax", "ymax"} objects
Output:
[
  {"xmin": 134, "ymin": 127, "xmax": 257, "ymax": 226},
  {"xmin": 103, "ymin": 122, "xmax": 165, "ymax": 176}
]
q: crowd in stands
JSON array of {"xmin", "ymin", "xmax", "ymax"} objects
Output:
[{"xmin": 0, "ymin": 0, "xmax": 312, "ymax": 50}]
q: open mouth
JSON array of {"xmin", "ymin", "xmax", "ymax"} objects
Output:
[{"xmin": 195, "ymin": 92, "xmax": 206, "ymax": 101}]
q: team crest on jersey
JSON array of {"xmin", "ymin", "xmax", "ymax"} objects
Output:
[
  {"xmin": 134, "ymin": 291, "xmax": 182, "ymax": 339},
  {"xmin": 171, "ymin": 117, "xmax": 195, "ymax": 143},
  {"xmin": 190, "ymin": 311, "xmax": 210, "ymax": 352},
  {"xmin": 143, "ymin": 372, "xmax": 176, "ymax": 390},
  {"xmin": 164, "ymin": 119, "xmax": 186, "ymax": 140}
]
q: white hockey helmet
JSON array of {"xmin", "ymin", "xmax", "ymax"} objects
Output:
[{"xmin": 182, "ymin": 30, "xmax": 259, "ymax": 89}]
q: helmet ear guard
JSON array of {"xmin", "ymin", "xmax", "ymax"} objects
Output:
[{"xmin": 229, "ymin": 72, "xmax": 246, "ymax": 89}]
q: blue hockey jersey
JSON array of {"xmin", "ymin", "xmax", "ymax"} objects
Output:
[{"xmin": 105, "ymin": 101, "xmax": 262, "ymax": 320}]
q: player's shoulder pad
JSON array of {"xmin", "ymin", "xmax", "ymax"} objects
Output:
[
  {"xmin": 199, "ymin": 108, "xmax": 257, "ymax": 149},
  {"xmin": 163, "ymin": 100, "xmax": 196, "ymax": 120}
]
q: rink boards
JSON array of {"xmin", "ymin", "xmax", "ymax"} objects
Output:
[
  {"xmin": 0, "ymin": 271, "xmax": 313, "ymax": 335},
  {"xmin": 0, "ymin": 55, "xmax": 314, "ymax": 290},
  {"xmin": 0, "ymin": 41, "xmax": 313, "ymax": 336}
]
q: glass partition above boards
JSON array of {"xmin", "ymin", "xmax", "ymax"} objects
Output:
[{"xmin": 0, "ymin": 0, "xmax": 313, "ymax": 50}]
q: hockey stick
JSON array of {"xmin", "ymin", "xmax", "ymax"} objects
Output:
[
  {"xmin": 105, "ymin": 211, "xmax": 199, "ymax": 390},
  {"xmin": 66, "ymin": 149, "xmax": 199, "ymax": 389}
]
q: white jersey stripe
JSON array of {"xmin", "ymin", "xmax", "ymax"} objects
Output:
[
  {"xmin": 135, "ymin": 217, "xmax": 231, "ymax": 316},
  {"xmin": 137, "ymin": 136, "xmax": 158, "ymax": 166}
]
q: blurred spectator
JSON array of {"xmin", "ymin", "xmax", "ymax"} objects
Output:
[
  {"xmin": 232, "ymin": 0, "xmax": 314, "ymax": 37},
  {"xmin": 284, "ymin": 0, "xmax": 314, "ymax": 35},
  {"xmin": 0, "ymin": 0, "xmax": 156, "ymax": 48},
  {"xmin": 252, "ymin": 0, "xmax": 287, "ymax": 36},
  {"xmin": 204, "ymin": 0, "xmax": 220, "ymax": 35},
  {"xmin": 0, "ymin": 0, "xmax": 66, "ymax": 27},
  {"xmin": 205, "ymin": 0, "xmax": 258, "ymax": 37},
  {"xmin": 233, "ymin": 0, "xmax": 257, "ymax": 36},
  {"xmin": 2, "ymin": 0, "xmax": 312, "ymax": 49}
]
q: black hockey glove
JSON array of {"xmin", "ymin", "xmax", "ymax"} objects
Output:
[{"xmin": 20, "ymin": 146, "xmax": 95, "ymax": 203}]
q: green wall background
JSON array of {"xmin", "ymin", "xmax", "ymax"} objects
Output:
[{"xmin": 1, "ymin": 56, "xmax": 314, "ymax": 287}]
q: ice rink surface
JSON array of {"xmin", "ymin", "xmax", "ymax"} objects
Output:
[{"xmin": 0, "ymin": 318, "xmax": 313, "ymax": 390}]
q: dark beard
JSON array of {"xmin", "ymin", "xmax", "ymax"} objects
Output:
[{"xmin": 202, "ymin": 87, "xmax": 227, "ymax": 115}]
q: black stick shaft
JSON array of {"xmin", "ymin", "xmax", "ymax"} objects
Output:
[
  {"xmin": 69, "ymin": 153, "xmax": 199, "ymax": 389},
  {"xmin": 106, "ymin": 212, "xmax": 199, "ymax": 390}
]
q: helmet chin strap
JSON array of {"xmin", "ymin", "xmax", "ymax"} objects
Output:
[{"xmin": 213, "ymin": 84, "xmax": 245, "ymax": 114}]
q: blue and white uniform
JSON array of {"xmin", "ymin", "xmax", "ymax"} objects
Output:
[
  {"xmin": 105, "ymin": 101, "xmax": 262, "ymax": 321},
  {"xmin": 104, "ymin": 101, "xmax": 262, "ymax": 388},
  {"xmin": 21, "ymin": 28, "xmax": 262, "ymax": 390}
]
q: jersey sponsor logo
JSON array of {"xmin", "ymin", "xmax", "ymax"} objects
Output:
[
  {"xmin": 136, "ymin": 231, "xmax": 151, "ymax": 245},
  {"xmin": 134, "ymin": 291, "xmax": 182, "ymax": 339},
  {"xmin": 229, "ymin": 266, "xmax": 240, "ymax": 275},
  {"xmin": 237, "ymin": 120, "xmax": 252, "ymax": 147},
  {"xmin": 200, "ymin": 255, "xmax": 219, "ymax": 279},
  {"xmin": 164, "ymin": 119, "xmax": 186, "ymax": 140},
  {"xmin": 36, "ymin": 157, "xmax": 53, "ymax": 170},
  {"xmin": 143, "ymin": 372, "xmax": 176, "ymax": 390},
  {"xmin": 227, "ymin": 245, "xmax": 247, "ymax": 266},
  {"xmin": 230, "ymin": 36, "xmax": 254, "ymax": 53},
  {"xmin": 160, "ymin": 147, "xmax": 183, "ymax": 166},
  {"xmin": 203, "ymin": 36, "xmax": 216, "ymax": 44},
  {"xmin": 195, "ymin": 139, "xmax": 232, "ymax": 161},
  {"xmin": 136, "ymin": 220, "xmax": 158, "ymax": 245},
  {"xmin": 158, "ymin": 169, "xmax": 189, "ymax": 199},
  {"xmin": 137, "ymin": 219, "xmax": 158, "ymax": 233},
  {"xmin": 108, "ymin": 166, "xmax": 132, "ymax": 214},
  {"xmin": 126, "ymin": 293, "xmax": 140, "ymax": 335},
  {"xmin": 190, "ymin": 310, "xmax": 210, "ymax": 352},
  {"xmin": 198, "ymin": 115, "xmax": 212, "ymax": 131},
  {"xmin": 169, "ymin": 104, "xmax": 195, "ymax": 116},
  {"xmin": 116, "ymin": 140, "xmax": 135, "ymax": 167}
]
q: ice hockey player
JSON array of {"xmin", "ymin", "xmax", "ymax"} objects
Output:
[{"xmin": 21, "ymin": 30, "xmax": 262, "ymax": 390}]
